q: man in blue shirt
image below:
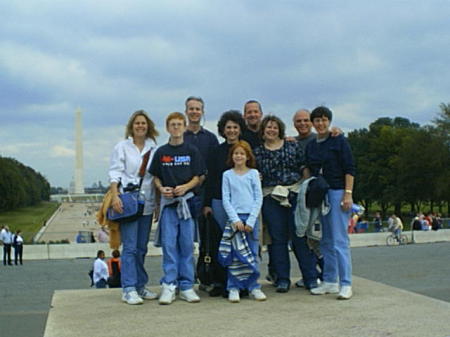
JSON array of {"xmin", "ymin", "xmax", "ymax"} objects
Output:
[
  {"xmin": 183, "ymin": 96, "xmax": 219, "ymax": 214},
  {"xmin": 183, "ymin": 97, "xmax": 220, "ymax": 292},
  {"xmin": 241, "ymin": 100, "xmax": 264, "ymax": 149},
  {"xmin": 183, "ymin": 96, "xmax": 219, "ymax": 164}
]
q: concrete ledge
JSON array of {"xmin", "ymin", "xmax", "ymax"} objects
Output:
[
  {"xmin": 349, "ymin": 229, "xmax": 450, "ymax": 247},
  {"xmin": 44, "ymin": 276, "xmax": 450, "ymax": 337},
  {"xmin": 24, "ymin": 243, "xmax": 162, "ymax": 260},
  {"xmin": 24, "ymin": 229, "xmax": 450, "ymax": 260},
  {"xmin": 411, "ymin": 229, "xmax": 450, "ymax": 243}
]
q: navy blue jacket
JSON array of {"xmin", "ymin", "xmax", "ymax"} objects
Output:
[{"xmin": 305, "ymin": 134, "xmax": 355, "ymax": 189}]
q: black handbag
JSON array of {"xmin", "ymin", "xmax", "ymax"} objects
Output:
[
  {"xmin": 306, "ymin": 171, "xmax": 329, "ymax": 208},
  {"xmin": 106, "ymin": 149, "xmax": 151, "ymax": 223},
  {"xmin": 196, "ymin": 213, "xmax": 226, "ymax": 286}
]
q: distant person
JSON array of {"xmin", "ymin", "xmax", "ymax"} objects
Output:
[
  {"xmin": 373, "ymin": 212, "xmax": 383, "ymax": 232},
  {"xmin": 422, "ymin": 214, "xmax": 431, "ymax": 231},
  {"xmin": 97, "ymin": 226, "xmax": 109, "ymax": 243},
  {"xmin": 431, "ymin": 213, "xmax": 442, "ymax": 231},
  {"xmin": 107, "ymin": 250, "xmax": 122, "ymax": 288},
  {"xmin": 387, "ymin": 215, "xmax": 395, "ymax": 232},
  {"xmin": 109, "ymin": 109, "xmax": 159, "ymax": 305},
  {"xmin": 93, "ymin": 250, "xmax": 109, "ymax": 288},
  {"xmin": 356, "ymin": 217, "xmax": 368, "ymax": 233},
  {"xmin": 13, "ymin": 230, "xmax": 24, "ymax": 265},
  {"xmin": 391, "ymin": 214, "xmax": 403, "ymax": 241},
  {"xmin": 75, "ymin": 231, "xmax": 86, "ymax": 243},
  {"xmin": 424, "ymin": 213, "xmax": 433, "ymax": 230},
  {"xmin": 1, "ymin": 225, "xmax": 13, "ymax": 266},
  {"xmin": 348, "ymin": 213, "xmax": 359, "ymax": 234},
  {"xmin": 411, "ymin": 213, "xmax": 423, "ymax": 231}
]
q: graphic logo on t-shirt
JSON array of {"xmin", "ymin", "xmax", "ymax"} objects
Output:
[
  {"xmin": 161, "ymin": 156, "xmax": 173, "ymax": 163},
  {"xmin": 160, "ymin": 155, "xmax": 191, "ymax": 166}
]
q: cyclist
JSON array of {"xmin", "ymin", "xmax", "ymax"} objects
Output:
[{"xmin": 390, "ymin": 214, "xmax": 403, "ymax": 242}]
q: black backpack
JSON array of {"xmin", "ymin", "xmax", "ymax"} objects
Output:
[{"xmin": 88, "ymin": 269, "xmax": 94, "ymax": 287}]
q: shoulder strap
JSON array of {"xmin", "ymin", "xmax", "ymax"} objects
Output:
[
  {"xmin": 138, "ymin": 149, "xmax": 152, "ymax": 188},
  {"xmin": 139, "ymin": 149, "xmax": 152, "ymax": 178}
]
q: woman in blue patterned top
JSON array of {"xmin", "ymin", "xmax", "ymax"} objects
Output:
[{"xmin": 254, "ymin": 115, "xmax": 320, "ymax": 293}]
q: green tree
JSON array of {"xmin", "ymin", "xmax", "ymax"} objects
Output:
[
  {"xmin": 433, "ymin": 103, "xmax": 450, "ymax": 140},
  {"xmin": 0, "ymin": 156, "xmax": 50, "ymax": 211}
]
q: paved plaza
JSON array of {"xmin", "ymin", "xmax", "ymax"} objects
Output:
[
  {"xmin": 38, "ymin": 202, "xmax": 100, "ymax": 243},
  {"xmin": 1, "ymin": 242, "xmax": 450, "ymax": 337}
]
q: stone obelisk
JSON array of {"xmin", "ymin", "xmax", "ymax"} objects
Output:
[{"xmin": 74, "ymin": 107, "xmax": 85, "ymax": 194}]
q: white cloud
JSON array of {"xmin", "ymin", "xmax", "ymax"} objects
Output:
[
  {"xmin": 1, "ymin": 0, "xmax": 449, "ymax": 187},
  {"xmin": 50, "ymin": 146, "xmax": 74, "ymax": 158}
]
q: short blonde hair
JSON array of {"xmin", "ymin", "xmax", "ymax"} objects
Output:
[{"xmin": 125, "ymin": 110, "xmax": 159, "ymax": 142}]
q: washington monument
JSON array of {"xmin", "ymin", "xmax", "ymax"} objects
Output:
[{"xmin": 74, "ymin": 107, "xmax": 85, "ymax": 194}]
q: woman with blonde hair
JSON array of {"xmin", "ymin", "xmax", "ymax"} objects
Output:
[{"xmin": 109, "ymin": 109, "xmax": 159, "ymax": 305}]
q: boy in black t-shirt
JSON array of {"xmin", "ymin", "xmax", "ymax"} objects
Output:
[{"xmin": 149, "ymin": 112, "xmax": 205, "ymax": 305}]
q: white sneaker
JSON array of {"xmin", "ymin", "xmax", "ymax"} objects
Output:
[
  {"xmin": 251, "ymin": 288, "xmax": 267, "ymax": 301},
  {"xmin": 310, "ymin": 282, "xmax": 339, "ymax": 295},
  {"xmin": 295, "ymin": 279, "xmax": 305, "ymax": 288},
  {"xmin": 122, "ymin": 290, "xmax": 144, "ymax": 305},
  {"xmin": 337, "ymin": 285, "xmax": 352, "ymax": 300},
  {"xmin": 159, "ymin": 283, "xmax": 176, "ymax": 305},
  {"xmin": 180, "ymin": 288, "xmax": 200, "ymax": 303},
  {"xmin": 138, "ymin": 288, "xmax": 158, "ymax": 300},
  {"xmin": 228, "ymin": 289, "xmax": 240, "ymax": 303}
]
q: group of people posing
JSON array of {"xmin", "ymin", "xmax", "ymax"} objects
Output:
[{"xmin": 106, "ymin": 97, "xmax": 355, "ymax": 305}]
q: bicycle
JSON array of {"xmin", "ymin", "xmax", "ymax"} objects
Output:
[{"xmin": 386, "ymin": 232, "xmax": 408, "ymax": 246}]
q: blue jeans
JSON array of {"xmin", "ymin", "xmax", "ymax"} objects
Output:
[
  {"xmin": 320, "ymin": 189, "xmax": 352, "ymax": 286},
  {"xmin": 120, "ymin": 214, "xmax": 152, "ymax": 294},
  {"xmin": 226, "ymin": 214, "xmax": 261, "ymax": 291},
  {"xmin": 262, "ymin": 196, "xmax": 291, "ymax": 286},
  {"xmin": 263, "ymin": 195, "xmax": 318, "ymax": 287},
  {"xmin": 95, "ymin": 279, "xmax": 107, "ymax": 288},
  {"xmin": 290, "ymin": 235, "xmax": 320, "ymax": 289},
  {"xmin": 160, "ymin": 206, "xmax": 195, "ymax": 291}
]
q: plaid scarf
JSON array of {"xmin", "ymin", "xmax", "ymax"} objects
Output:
[{"xmin": 218, "ymin": 224, "xmax": 259, "ymax": 288}]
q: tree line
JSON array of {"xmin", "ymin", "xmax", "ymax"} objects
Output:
[
  {"xmin": 0, "ymin": 157, "xmax": 50, "ymax": 211},
  {"xmin": 0, "ymin": 104, "xmax": 448, "ymax": 215},
  {"xmin": 348, "ymin": 103, "xmax": 450, "ymax": 216}
]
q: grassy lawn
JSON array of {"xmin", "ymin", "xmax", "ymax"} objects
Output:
[{"xmin": 0, "ymin": 202, "xmax": 60, "ymax": 242}]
